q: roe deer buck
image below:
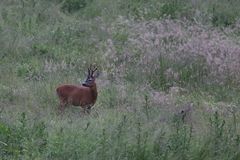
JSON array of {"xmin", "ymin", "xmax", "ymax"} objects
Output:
[{"xmin": 56, "ymin": 66, "xmax": 98, "ymax": 113}]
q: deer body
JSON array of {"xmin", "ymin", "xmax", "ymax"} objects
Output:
[{"xmin": 56, "ymin": 66, "xmax": 98, "ymax": 113}]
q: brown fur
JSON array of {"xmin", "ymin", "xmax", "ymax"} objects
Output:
[
  {"xmin": 56, "ymin": 83, "xmax": 97, "ymax": 113},
  {"xmin": 56, "ymin": 66, "xmax": 98, "ymax": 113}
]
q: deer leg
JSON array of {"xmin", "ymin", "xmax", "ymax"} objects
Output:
[
  {"xmin": 83, "ymin": 107, "xmax": 87, "ymax": 114},
  {"xmin": 85, "ymin": 108, "xmax": 91, "ymax": 114},
  {"xmin": 84, "ymin": 105, "xmax": 92, "ymax": 114},
  {"xmin": 83, "ymin": 106, "xmax": 90, "ymax": 114}
]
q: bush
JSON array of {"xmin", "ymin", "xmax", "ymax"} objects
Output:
[
  {"xmin": 210, "ymin": 4, "xmax": 237, "ymax": 27},
  {"xmin": 160, "ymin": 0, "xmax": 185, "ymax": 18},
  {"xmin": 61, "ymin": 0, "xmax": 88, "ymax": 13},
  {"xmin": 0, "ymin": 113, "xmax": 48, "ymax": 159}
]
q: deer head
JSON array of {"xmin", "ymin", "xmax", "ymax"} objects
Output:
[{"xmin": 82, "ymin": 65, "xmax": 98, "ymax": 87}]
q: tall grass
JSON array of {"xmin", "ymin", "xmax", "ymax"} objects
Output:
[
  {"xmin": 1, "ymin": 110, "xmax": 240, "ymax": 159},
  {"xmin": 1, "ymin": 0, "xmax": 240, "ymax": 159}
]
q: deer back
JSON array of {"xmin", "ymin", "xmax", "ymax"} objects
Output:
[{"xmin": 56, "ymin": 84, "xmax": 97, "ymax": 107}]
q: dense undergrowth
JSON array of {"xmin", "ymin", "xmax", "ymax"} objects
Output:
[{"xmin": 1, "ymin": 0, "xmax": 240, "ymax": 159}]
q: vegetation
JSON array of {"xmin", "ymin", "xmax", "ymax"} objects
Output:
[{"xmin": 1, "ymin": 0, "xmax": 240, "ymax": 159}]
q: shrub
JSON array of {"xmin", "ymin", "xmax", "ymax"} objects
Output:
[
  {"xmin": 210, "ymin": 3, "xmax": 237, "ymax": 27},
  {"xmin": 0, "ymin": 113, "xmax": 48, "ymax": 159},
  {"xmin": 160, "ymin": 0, "xmax": 184, "ymax": 18},
  {"xmin": 61, "ymin": 0, "xmax": 88, "ymax": 13}
]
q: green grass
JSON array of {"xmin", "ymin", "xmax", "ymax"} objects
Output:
[
  {"xmin": 1, "ymin": 109, "xmax": 240, "ymax": 159},
  {"xmin": 1, "ymin": 0, "xmax": 240, "ymax": 159}
]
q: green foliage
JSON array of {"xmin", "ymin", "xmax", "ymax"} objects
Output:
[
  {"xmin": 100, "ymin": 86, "xmax": 118, "ymax": 108},
  {"xmin": 148, "ymin": 56, "xmax": 170, "ymax": 91},
  {"xmin": 117, "ymin": 0, "xmax": 194, "ymax": 20},
  {"xmin": 168, "ymin": 124, "xmax": 192, "ymax": 159},
  {"xmin": 0, "ymin": 85, "xmax": 15, "ymax": 103},
  {"xmin": 46, "ymin": 127, "xmax": 89, "ymax": 160},
  {"xmin": 0, "ymin": 113, "xmax": 48, "ymax": 159},
  {"xmin": 16, "ymin": 62, "xmax": 45, "ymax": 81},
  {"xmin": 0, "ymin": 104, "xmax": 240, "ymax": 159},
  {"xmin": 210, "ymin": 2, "xmax": 238, "ymax": 27},
  {"xmin": 206, "ymin": 111, "xmax": 240, "ymax": 159},
  {"xmin": 61, "ymin": 0, "xmax": 88, "ymax": 13},
  {"xmin": 148, "ymin": 55, "xmax": 209, "ymax": 91},
  {"xmin": 118, "ymin": 0, "xmax": 148, "ymax": 19},
  {"xmin": 16, "ymin": 63, "xmax": 31, "ymax": 77},
  {"xmin": 202, "ymin": 84, "xmax": 240, "ymax": 104},
  {"xmin": 32, "ymin": 44, "xmax": 49, "ymax": 56},
  {"xmin": 160, "ymin": 0, "xmax": 188, "ymax": 18},
  {"xmin": 1, "ymin": 0, "xmax": 240, "ymax": 159},
  {"xmin": 178, "ymin": 58, "xmax": 209, "ymax": 88}
]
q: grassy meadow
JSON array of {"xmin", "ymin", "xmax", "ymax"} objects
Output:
[{"xmin": 1, "ymin": 0, "xmax": 240, "ymax": 159}]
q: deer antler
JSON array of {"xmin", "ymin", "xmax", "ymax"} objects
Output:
[
  {"xmin": 88, "ymin": 64, "xmax": 94, "ymax": 77},
  {"xmin": 88, "ymin": 67, "xmax": 91, "ymax": 77},
  {"xmin": 89, "ymin": 64, "xmax": 97, "ymax": 76},
  {"xmin": 92, "ymin": 66, "xmax": 97, "ymax": 73}
]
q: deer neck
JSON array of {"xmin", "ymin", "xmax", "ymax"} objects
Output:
[{"xmin": 90, "ymin": 83, "xmax": 98, "ymax": 102}]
